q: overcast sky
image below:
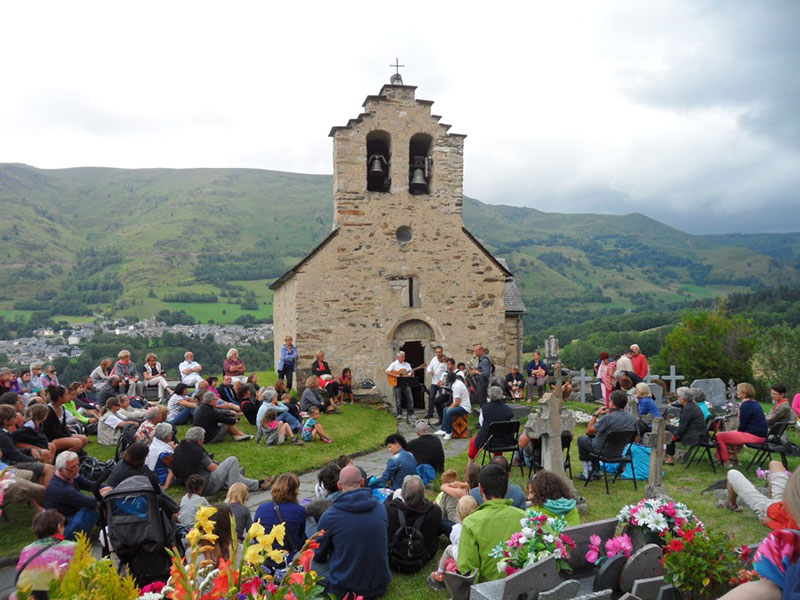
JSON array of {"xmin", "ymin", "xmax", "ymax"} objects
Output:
[{"xmin": 1, "ymin": 1, "xmax": 798, "ymax": 234}]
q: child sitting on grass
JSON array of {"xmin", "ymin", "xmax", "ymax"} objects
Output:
[
  {"xmin": 259, "ymin": 408, "xmax": 304, "ymax": 446},
  {"xmin": 225, "ymin": 482, "xmax": 253, "ymax": 541},
  {"xmin": 435, "ymin": 469, "xmax": 462, "ymax": 524},
  {"xmin": 178, "ymin": 474, "xmax": 209, "ymax": 529},
  {"xmin": 427, "ymin": 494, "xmax": 479, "ymax": 589},
  {"xmin": 302, "ymin": 406, "xmax": 333, "ymax": 443}
]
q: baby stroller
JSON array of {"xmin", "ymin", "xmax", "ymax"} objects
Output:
[{"xmin": 99, "ymin": 475, "xmax": 182, "ymax": 585}]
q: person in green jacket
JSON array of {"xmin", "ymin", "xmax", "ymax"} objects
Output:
[
  {"xmin": 457, "ymin": 464, "xmax": 526, "ymax": 582},
  {"xmin": 63, "ymin": 385, "xmax": 97, "ymax": 428},
  {"xmin": 526, "ymin": 470, "xmax": 580, "ymax": 527}
]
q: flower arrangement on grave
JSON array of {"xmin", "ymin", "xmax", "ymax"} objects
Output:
[
  {"xmin": 585, "ymin": 533, "xmax": 634, "ymax": 565},
  {"xmin": 160, "ymin": 505, "xmax": 327, "ymax": 600},
  {"xmin": 489, "ymin": 510, "xmax": 576, "ymax": 576},
  {"xmin": 662, "ymin": 524, "xmax": 756, "ymax": 600},
  {"xmin": 616, "ymin": 498, "xmax": 703, "ymax": 544}
]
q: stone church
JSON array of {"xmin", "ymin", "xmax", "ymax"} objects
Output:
[{"xmin": 270, "ymin": 74, "xmax": 526, "ymax": 401}]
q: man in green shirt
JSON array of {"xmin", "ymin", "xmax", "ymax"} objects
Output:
[{"xmin": 457, "ymin": 464, "xmax": 526, "ymax": 582}]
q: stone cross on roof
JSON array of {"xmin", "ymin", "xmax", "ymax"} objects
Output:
[{"xmin": 389, "ymin": 58, "xmax": 405, "ymax": 85}]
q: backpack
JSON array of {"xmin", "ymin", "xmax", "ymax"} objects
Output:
[
  {"xmin": 388, "ymin": 508, "xmax": 427, "ymax": 574},
  {"xmin": 80, "ymin": 455, "xmax": 116, "ymax": 481},
  {"xmin": 114, "ymin": 423, "xmax": 140, "ymax": 461}
]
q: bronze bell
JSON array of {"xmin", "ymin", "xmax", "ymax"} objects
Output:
[
  {"xmin": 369, "ymin": 156, "xmax": 385, "ymax": 175},
  {"xmin": 409, "ymin": 168, "xmax": 427, "ymax": 193}
]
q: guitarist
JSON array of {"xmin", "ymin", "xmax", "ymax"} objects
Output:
[{"xmin": 386, "ymin": 351, "xmax": 415, "ymax": 422}]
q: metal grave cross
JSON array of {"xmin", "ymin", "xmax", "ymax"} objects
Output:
[{"xmin": 661, "ymin": 365, "xmax": 685, "ymax": 394}]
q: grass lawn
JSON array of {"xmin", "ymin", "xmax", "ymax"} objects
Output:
[{"xmin": 0, "ymin": 402, "xmax": 395, "ymax": 560}]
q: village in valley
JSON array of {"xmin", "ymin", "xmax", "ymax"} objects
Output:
[{"xmin": 0, "ymin": 3, "xmax": 798, "ymax": 600}]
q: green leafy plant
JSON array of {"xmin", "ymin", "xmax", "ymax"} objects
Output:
[{"xmin": 662, "ymin": 525, "xmax": 755, "ymax": 600}]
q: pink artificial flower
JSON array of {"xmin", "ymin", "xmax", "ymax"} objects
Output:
[
  {"xmin": 586, "ymin": 549, "xmax": 599, "ymax": 564},
  {"xmin": 509, "ymin": 532, "xmax": 524, "ymax": 548},
  {"xmin": 506, "ymin": 566, "xmax": 521, "ymax": 576},
  {"xmin": 589, "ymin": 534, "xmax": 601, "ymax": 547},
  {"xmin": 265, "ymin": 582, "xmax": 278, "ymax": 594},
  {"xmin": 562, "ymin": 534, "xmax": 576, "ymax": 550}
]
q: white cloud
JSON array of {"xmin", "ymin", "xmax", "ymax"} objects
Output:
[{"xmin": 0, "ymin": 0, "xmax": 797, "ymax": 233}]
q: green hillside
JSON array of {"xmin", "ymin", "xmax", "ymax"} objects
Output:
[{"xmin": 1, "ymin": 163, "xmax": 798, "ymax": 326}]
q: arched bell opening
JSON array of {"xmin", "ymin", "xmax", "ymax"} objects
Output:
[
  {"xmin": 366, "ymin": 130, "xmax": 391, "ymax": 192},
  {"xmin": 409, "ymin": 133, "xmax": 432, "ymax": 195}
]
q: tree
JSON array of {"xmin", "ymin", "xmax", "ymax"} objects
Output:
[
  {"xmin": 752, "ymin": 324, "xmax": 800, "ymax": 395},
  {"xmin": 657, "ymin": 309, "xmax": 758, "ymax": 384}
]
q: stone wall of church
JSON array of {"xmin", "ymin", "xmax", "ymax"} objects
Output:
[
  {"xmin": 505, "ymin": 315, "xmax": 524, "ymax": 369},
  {"xmin": 273, "ymin": 84, "xmax": 518, "ymax": 399}
]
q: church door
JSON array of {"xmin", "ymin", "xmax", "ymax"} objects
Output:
[{"xmin": 400, "ymin": 340, "xmax": 426, "ymax": 409}]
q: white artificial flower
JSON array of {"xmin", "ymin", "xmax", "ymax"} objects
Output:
[
  {"xmin": 553, "ymin": 548, "xmax": 563, "ymax": 559},
  {"xmin": 645, "ymin": 512, "xmax": 668, "ymax": 532},
  {"xmin": 521, "ymin": 527, "xmax": 534, "ymax": 539},
  {"xmin": 497, "ymin": 560, "xmax": 508, "ymax": 573},
  {"xmin": 543, "ymin": 534, "xmax": 555, "ymax": 544}
]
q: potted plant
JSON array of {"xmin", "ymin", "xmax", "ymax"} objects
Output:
[
  {"xmin": 662, "ymin": 524, "xmax": 756, "ymax": 600},
  {"xmin": 489, "ymin": 510, "xmax": 576, "ymax": 576},
  {"xmin": 616, "ymin": 498, "xmax": 703, "ymax": 547}
]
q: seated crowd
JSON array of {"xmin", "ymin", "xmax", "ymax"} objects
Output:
[{"xmin": 4, "ymin": 339, "xmax": 799, "ymax": 600}]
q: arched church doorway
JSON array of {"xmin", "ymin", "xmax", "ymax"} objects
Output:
[{"xmin": 392, "ymin": 319, "xmax": 435, "ymax": 410}]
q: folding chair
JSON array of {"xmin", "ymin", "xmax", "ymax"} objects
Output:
[
  {"xmin": 479, "ymin": 420, "xmax": 523, "ymax": 476},
  {"xmin": 745, "ymin": 420, "xmax": 792, "ymax": 471},
  {"xmin": 684, "ymin": 416, "xmax": 723, "ymax": 473},
  {"xmin": 585, "ymin": 429, "xmax": 638, "ymax": 495},
  {"xmin": 527, "ymin": 432, "xmax": 573, "ymax": 479}
]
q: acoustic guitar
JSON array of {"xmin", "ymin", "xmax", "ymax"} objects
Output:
[{"xmin": 387, "ymin": 363, "xmax": 426, "ymax": 387}]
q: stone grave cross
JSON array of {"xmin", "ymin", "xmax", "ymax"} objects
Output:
[
  {"xmin": 727, "ymin": 378, "xmax": 737, "ymax": 403},
  {"xmin": 573, "ymin": 368, "xmax": 594, "ymax": 402},
  {"xmin": 645, "ymin": 417, "xmax": 669, "ymax": 499},
  {"xmin": 538, "ymin": 364, "xmax": 578, "ymax": 497},
  {"xmin": 644, "ymin": 372, "xmax": 661, "ymax": 384},
  {"xmin": 661, "ymin": 365, "xmax": 685, "ymax": 394}
]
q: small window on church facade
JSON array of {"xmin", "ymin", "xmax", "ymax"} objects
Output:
[
  {"xmin": 366, "ymin": 130, "xmax": 391, "ymax": 192},
  {"xmin": 409, "ymin": 133, "xmax": 432, "ymax": 195},
  {"xmin": 407, "ymin": 277, "xmax": 421, "ymax": 307}
]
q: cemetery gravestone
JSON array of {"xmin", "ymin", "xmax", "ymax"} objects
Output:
[
  {"xmin": 573, "ymin": 368, "xmax": 594, "ymax": 402},
  {"xmin": 647, "ymin": 384, "xmax": 663, "ymax": 405},
  {"xmin": 690, "ymin": 378, "xmax": 727, "ymax": 410},
  {"xmin": 619, "ymin": 545, "xmax": 665, "ymax": 593},
  {"xmin": 545, "ymin": 335, "xmax": 560, "ymax": 363},
  {"xmin": 631, "ymin": 576, "xmax": 668, "ymax": 600},
  {"xmin": 661, "ymin": 366, "xmax": 684, "ymax": 394},
  {"xmin": 591, "ymin": 381, "xmax": 603, "ymax": 402},
  {"xmin": 469, "ymin": 556, "xmax": 560, "ymax": 600}
]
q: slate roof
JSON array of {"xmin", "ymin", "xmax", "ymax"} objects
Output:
[{"xmin": 497, "ymin": 258, "xmax": 528, "ymax": 315}]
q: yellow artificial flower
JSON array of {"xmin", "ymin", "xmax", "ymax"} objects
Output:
[
  {"xmin": 257, "ymin": 534, "xmax": 273, "ymax": 550},
  {"xmin": 270, "ymin": 523, "xmax": 286, "ymax": 546},
  {"xmin": 200, "ymin": 532, "xmax": 219, "ymax": 543},
  {"xmin": 195, "ymin": 505, "xmax": 217, "ymax": 533},
  {"xmin": 267, "ymin": 548, "xmax": 287, "ymax": 564},
  {"xmin": 247, "ymin": 521, "xmax": 266, "ymax": 540},
  {"xmin": 244, "ymin": 543, "xmax": 265, "ymax": 565},
  {"xmin": 186, "ymin": 528, "xmax": 202, "ymax": 546}
]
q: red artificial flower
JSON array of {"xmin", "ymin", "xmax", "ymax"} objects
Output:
[
  {"xmin": 299, "ymin": 549, "xmax": 315, "ymax": 572},
  {"xmin": 265, "ymin": 582, "xmax": 279, "ymax": 594},
  {"xmin": 285, "ymin": 593, "xmax": 297, "ymax": 600},
  {"xmin": 241, "ymin": 577, "xmax": 262, "ymax": 597},
  {"xmin": 306, "ymin": 539, "xmax": 321, "ymax": 550},
  {"xmin": 740, "ymin": 544, "xmax": 751, "ymax": 562},
  {"xmin": 667, "ymin": 539, "xmax": 684, "ymax": 553},
  {"xmin": 289, "ymin": 571, "xmax": 306, "ymax": 585}
]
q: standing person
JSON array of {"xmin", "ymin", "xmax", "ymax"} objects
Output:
[
  {"xmin": 314, "ymin": 466, "xmax": 392, "ymax": 599},
  {"xmin": 223, "ymin": 348, "xmax": 247, "ymax": 385},
  {"xmin": 178, "ymin": 351, "xmax": 203, "ymax": 386},
  {"xmin": 716, "ymin": 382, "xmax": 768, "ymax": 468},
  {"xmin": 426, "ymin": 346, "xmax": 447, "ymax": 420},
  {"xmin": 111, "ymin": 350, "xmax": 144, "ymax": 398},
  {"xmin": 525, "ymin": 351, "xmax": 547, "ymax": 402},
  {"xmin": 277, "ymin": 336, "xmax": 298, "ymax": 390},
  {"xmin": 470, "ymin": 344, "xmax": 491, "ymax": 407},
  {"xmin": 629, "ymin": 344, "xmax": 648, "ymax": 380},
  {"xmin": 435, "ymin": 372, "xmax": 471, "ymax": 441},
  {"xmin": 597, "ymin": 352, "xmax": 614, "ymax": 408},
  {"xmin": 142, "ymin": 353, "xmax": 173, "ymax": 402},
  {"xmin": 386, "ymin": 351, "xmax": 415, "ymax": 422},
  {"xmin": 457, "ymin": 464, "xmax": 527, "ymax": 582},
  {"xmin": 614, "ymin": 349, "xmax": 634, "ymax": 376}
]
